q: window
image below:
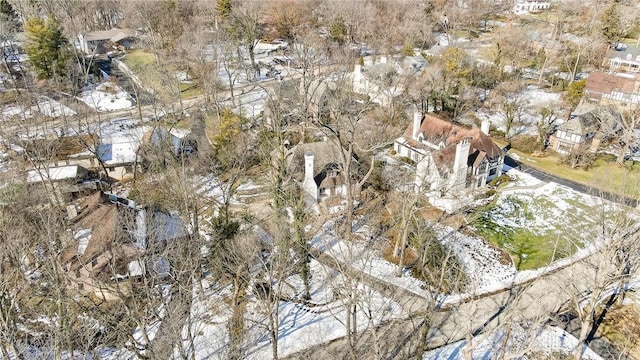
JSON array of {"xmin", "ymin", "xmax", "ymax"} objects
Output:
[
  {"xmin": 489, "ymin": 168, "xmax": 497, "ymax": 177},
  {"xmin": 479, "ymin": 161, "xmax": 488, "ymax": 173},
  {"xmin": 557, "ymin": 142, "xmax": 572, "ymax": 154}
]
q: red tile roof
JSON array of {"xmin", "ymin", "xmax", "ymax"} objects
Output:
[{"xmin": 402, "ymin": 113, "xmax": 504, "ymax": 162}]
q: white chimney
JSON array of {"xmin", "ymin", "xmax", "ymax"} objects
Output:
[
  {"xmin": 380, "ymin": 55, "xmax": 387, "ymax": 64},
  {"xmin": 412, "ymin": 112, "xmax": 422, "ymax": 140},
  {"xmin": 453, "ymin": 138, "xmax": 471, "ymax": 188},
  {"xmin": 302, "ymin": 151, "xmax": 318, "ymax": 202},
  {"xmin": 354, "ymin": 64, "xmax": 362, "ymax": 75},
  {"xmin": 481, "ymin": 119, "xmax": 491, "ymax": 136}
]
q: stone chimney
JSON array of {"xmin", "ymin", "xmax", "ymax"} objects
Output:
[
  {"xmin": 481, "ymin": 119, "xmax": 491, "ymax": 136},
  {"xmin": 302, "ymin": 151, "xmax": 318, "ymax": 203},
  {"xmin": 412, "ymin": 112, "xmax": 422, "ymax": 140}
]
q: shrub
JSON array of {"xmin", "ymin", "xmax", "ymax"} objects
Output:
[
  {"xmin": 390, "ymin": 149, "xmax": 397, "ymax": 156},
  {"xmin": 488, "ymin": 174, "xmax": 510, "ymax": 187},
  {"xmin": 511, "ymin": 135, "xmax": 540, "ymax": 154}
]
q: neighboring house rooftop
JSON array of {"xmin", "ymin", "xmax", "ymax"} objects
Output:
[
  {"xmin": 83, "ymin": 28, "xmax": 135, "ymax": 42},
  {"xmin": 97, "ymin": 126, "xmax": 148, "ymax": 165},
  {"xmin": 585, "ymin": 71, "xmax": 638, "ymax": 95},
  {"xmin": 285, "ymin": 140, "xmax": 347, "ymax": 180},
  {"xmin": 26, "ymin": 165, "xmax": 80, "ymax": 183},
  {"xmin": 604, "ymin": 44, "xmax": 640, "ymax": 61}
]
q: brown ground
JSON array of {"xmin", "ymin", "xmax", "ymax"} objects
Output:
[{"xmin": 598, "ymin": 303, "xmax": 640, "ymax": 359}]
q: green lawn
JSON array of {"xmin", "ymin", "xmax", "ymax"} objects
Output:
[
  {"xmin": 122, "ymin": 50, "xmax": 203, "ymax": 100},
  {"xmin": 470, "ymin": 181, "xmax": 630, "ymax": 270},
  {"xmin": 122, "ymin": 50, "xmax": 158, "ymax": 72}
]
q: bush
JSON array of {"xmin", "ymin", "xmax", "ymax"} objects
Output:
[
  {"xmin": 560, "ymin": 150, "xmax": 595, "ymax": 169},
  {"xmin": 400, "ymin": 157, "xmax": 416, "ymax": 166},
  {"xmin": 511, "ymin": 135, "xmax": 540, "ymax": 154},
  {"xmin": 488, "ymin": 174, "xmax": 510, "ymax": 187},
  {"xmin": 390, "ymin": 149, "xmax": 397, "ymax": 156},
  {"xmin": 475, "ymin": 189, "xmax": 496, "ymax": 200}
]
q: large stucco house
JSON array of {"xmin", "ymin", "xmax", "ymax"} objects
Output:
[{"xmin": 394, "ymin": 113, "xmax": 504, "ymax": 211}]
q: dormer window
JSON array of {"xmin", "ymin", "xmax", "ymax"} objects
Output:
[
  {"xmin": 627, "ymin": 54, "xmax": 633, "ymax": 60},
  {"xmin": 635, "ymin": 55, "xmax": 640, "ymax": 62},
  {"xmin": 418, "ymin": 135, "xmax": 423, "ymax": 142}
]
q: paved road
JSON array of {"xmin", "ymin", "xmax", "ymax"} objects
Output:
[{"xmin": 505, "ymin": 155, "xmax": 639, "ymax": 207}]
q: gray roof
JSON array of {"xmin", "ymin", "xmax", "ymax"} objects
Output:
[
  {"xmin": 561, "ymin": 107, "xmax": 620, "ymax": 135},
  {"xmin": 84, "ymin": 28, "xmax": 134, "ymax": 42},
  {"xmin": 286, "ymin": 141, "xmax": 346, "ymax": 177},
  {"xmin": 605, "ymin": 44, "xmax": 640, "ymax": 60}
]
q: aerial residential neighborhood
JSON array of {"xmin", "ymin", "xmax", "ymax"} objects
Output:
[{"xmin": 2, "ymin": 0, "xmax": 640, "ymax": 359}]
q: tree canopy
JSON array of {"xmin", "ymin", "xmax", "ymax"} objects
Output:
[{"xmin": 25, "ymin": 16, "xmax": 69, "ymax": 79}]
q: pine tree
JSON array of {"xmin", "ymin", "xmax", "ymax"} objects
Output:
[
  {"xmin": 0, "ymin": 0, "xmax": 19, "ymax": 31},
  {"xmin": 601, "ymin": 3, "xmax": 623, "ymax": 45},
  {"xmin": 24, "ymin": 16, "xmax": 68, "ymax": 79},
  {"xmin": 216, "ymin": 0, "xmax": 232, "ymax": 23},
  {"xmin": 329, "ymin": 16, "xmax": 347, "ymax": 46}
]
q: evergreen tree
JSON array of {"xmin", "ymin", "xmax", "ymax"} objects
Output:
[
  {"xmin": 564, "ymin": 79, "xmax": 586, "ymax": 108},
  {"xmin": 329, "ymin": 16, "xmax": 347, "ymax": 46},
  {"xmin": 216, "ymin": 0, "xmax": 232, "ymax": 23},
  {"xmin": 24, "ymin": 16, "xmax": 68, "ymax": 79},
  {"xmin": 601, "ymin": 3, "xmax": 623, "ymax": 45},
  {"xmin": 0, "ymin": 0, "xmax": 19, "ymax": 32}
]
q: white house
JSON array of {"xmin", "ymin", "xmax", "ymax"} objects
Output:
[
  {"xmin": 394, "ymin": 112, "xmax": 504, "ymax": 212},
  {"xmin": 280, "ymin": 141, "xmax": 354, "ymax": 208},
  {"xmin": 513, "ymin": 0, "xmax": 551, "ymax": 14},
  {"xmin": 351, "ymin": 56, "xmax": 406, "ymax": 107},
  {"xmin": 603, "ymin": 44, "xmax": 640, "ymax": 73}
]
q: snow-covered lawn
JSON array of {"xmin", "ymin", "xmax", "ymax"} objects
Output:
[
  {"xmin": 77, "ymin": 82, "xmax": 134, "ymax": 112},
  {"xmin": 221, "ymin": 89, "xmax": 267, "ymax": 119},
  {"xmin": 1, "ymin": 96, "xmax": 76, "ymax": 121},
  {"xmin": 473, "ymin": 85, "xmax": 564, "ymax": 137},
  {"xmin": 180, "ymin": 258, "xmax": 406, "ymax": 359},
  {"xmin": 472, "ymin": 166, "xmax": 630, "ymax": 270},
  {"xmin": 423, "ymin": 323, "xmax": 603, "ymax": 360}
]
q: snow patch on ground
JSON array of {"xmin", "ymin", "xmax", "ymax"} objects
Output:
[
  {"xmin": 1, "ymin": 96, "xmax": 76, "ymax": 121},
  {"xmin": 473, "ymin": 86, "xmax": 564, "ymax": 137},
  {"xmin": 180, "ymin": 258, "xmax": 406, "ymax": 359},
  {"xmin": 436, "ymin": 225, "xmax": 517, "ymax": 292},
  {"xmin": 78, "ymin": 82, "xmax": 133, "ymax": 112},
  {"xmin": 423, "ymin": 323, "xmax": 603, "ymax": 360}
]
